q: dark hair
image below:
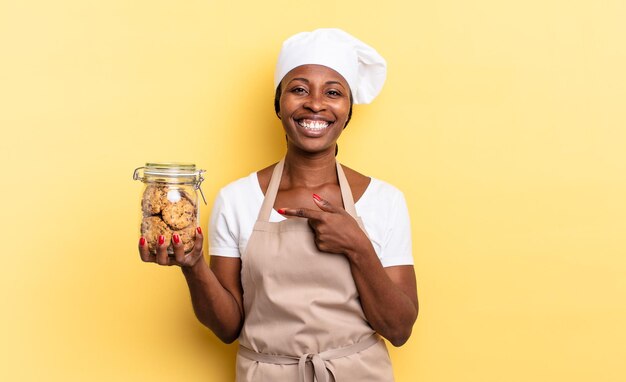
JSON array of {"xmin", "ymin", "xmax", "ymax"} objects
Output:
[{"xmin": 274, "ymin": 84, "xmax": 353, "ymax": 127}]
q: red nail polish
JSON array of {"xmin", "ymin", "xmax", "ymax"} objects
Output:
[
  {"xmin": 277, "ymin": 209, "xmax": 285, "ymax": 214},
  {"xmin": 139, "ymin": 237, "xmax": 146, "ymax": 246},
  {"xmin": 312, "ymin": 194, "xmax": 322, "ymax": 201},
  {"xmin": 158, "ymin": 235, "xmax": 165, "ymax": 245},
  {"xmin": 173, "ymin": 234, "xmax": 180, "ymax": 244},
  {"xmin": 196, "ymin": 227, "xmax": 202, "ymax": 235}
]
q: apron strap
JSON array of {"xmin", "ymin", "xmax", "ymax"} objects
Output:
[
  {"xmin": 335, "ymin": 162, "xmax": 358, "ymax": 219},
  {"xmin": 258, "ymin": 158, "xmax": 285, "ymax": 222},
  {"xmin": 257, "ymin": 158, "xmax": 358, "ymax": 222}
]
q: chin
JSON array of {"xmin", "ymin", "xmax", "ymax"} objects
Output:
[{"xmin": 289, "ymin": 144, "xmax": 336, "ymax": 156}]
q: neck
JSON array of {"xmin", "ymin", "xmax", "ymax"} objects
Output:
[{"xmin": 283, "ymin": 148, "xmax": 338, "ymax": 188}]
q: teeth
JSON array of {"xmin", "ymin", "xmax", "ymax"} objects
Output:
[{"xmin": 298, "ymin": 120, "xmax": 330, "ymax": 130}]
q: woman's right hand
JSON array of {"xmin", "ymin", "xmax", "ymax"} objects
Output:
[{"xmin": 138, "ymin": 227, "xmax": 205, "ymax": 268}]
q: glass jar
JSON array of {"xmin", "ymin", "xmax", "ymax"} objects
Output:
[{"xmin": 133, "ymin": 163, "xmax": 206, "ymax": 255}]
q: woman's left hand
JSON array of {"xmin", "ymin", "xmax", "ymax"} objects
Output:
[{"xmin": 279, "ymin": 194, "xmax": 370, "ymax": 256}]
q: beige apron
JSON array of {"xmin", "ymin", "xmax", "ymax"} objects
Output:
[{"xmin": 236, "ymin": 158, "xmax": 394, "ymax": 382}]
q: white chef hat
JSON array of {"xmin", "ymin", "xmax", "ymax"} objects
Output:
[{"xmin": 274, "ymin": 28, "xmax": 387, "ymax": 104}]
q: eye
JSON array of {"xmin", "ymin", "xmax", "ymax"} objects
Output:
[
  {"xmin": 326, "ymin": 89, "xmax": 343, "ymax": 97},
  {"xmin": 290, "ymin": 86, "xmax": 308, "ymax": 95}
]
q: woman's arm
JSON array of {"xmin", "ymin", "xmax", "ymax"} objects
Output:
[
  {"xmin": 280, "ymin": 196, "xmax": 418, "ymax": 346},
  {"xmin": 344, "ymin": 245, "xmax": 418, "ymax": 347},
  {"xmin": 181, "ymin": 255, "xmax": 244, "ymax": 343},
  {"xmin": 138, "ymin": 229, "xmax": 244, "ymax": 343}
]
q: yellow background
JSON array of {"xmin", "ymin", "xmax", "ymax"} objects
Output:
[{"xmin": 1, "ymin": 0, "xmax": 625, "ymax": 381}]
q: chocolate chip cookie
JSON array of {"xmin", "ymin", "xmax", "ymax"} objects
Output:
[
  {"xmin": 141, "ymin": 216, "xmax": 172, "ymax": 254},
  {"xmin": 173, "ymin": 224, "xmax": 196, "ymax": 253},
  {"xmin": 162, "ymin": 197, "xmax": 195, "ymax": 230},
  {"xmin": 141, "ymin": 185, "xmax": 168, "ymax": 216}
]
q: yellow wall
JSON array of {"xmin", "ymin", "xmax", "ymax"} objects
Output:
[{"xmin": 1, "ymin": 1, "xmax": 625, "ymax": 381}]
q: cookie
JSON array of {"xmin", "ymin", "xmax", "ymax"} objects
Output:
[
  {"xmin": 142, "ymin": 185, "xmax": 168, "ymax": 216},
  {"xmin": 141, "ymin": 216, "xmax": 172, "ymax": 254},
  {"xmin": 180, "ymin": 189, "xmax": 197, "ymax": 207},
  {"xmin": 173, "ymin": 224, "xmax": 196, "ymax": 253},
  {"xmin": 162, "ymin": 197, "xmax": 195, "ymax": 230}
]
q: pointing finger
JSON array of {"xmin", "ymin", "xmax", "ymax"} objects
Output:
[
  {"xmin": 278, "ymin": 207, "xmax": 325, "ymax": 221},
  {"xmin": 312, "ymin": 194, "xmax": 338, "ymax": 213}
]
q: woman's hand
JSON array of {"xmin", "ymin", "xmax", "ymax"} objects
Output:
[
  {"xmin": 138, "ymin": 227, "xmax": 205, "ymax": 268},
  {"xmin": 279, "ymin": 194, "xmax": 370, "ymax": 256}
]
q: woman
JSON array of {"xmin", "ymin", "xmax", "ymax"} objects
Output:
[{"xmin": 139, "ymin": 28, "xmax": 418, "ymax": 381}]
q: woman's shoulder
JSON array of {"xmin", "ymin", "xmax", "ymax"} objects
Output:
[
  {"xmin": 255, "ymin": 162, "xmax": 277, "ymax": 196},
  {"xmin": 338, "ymin": 164, "xmax": 370, "ymax": 203},
  {"xmin": 341, "ymin": 164, "xmax": 404, "ymax": 204},
  {"xmin": 217, "ymin": 171, "xmax": 262, "ymax": 201}
]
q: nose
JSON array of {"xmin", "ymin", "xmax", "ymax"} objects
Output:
[{"xmin": 303, "ymin": 91, "xmax": 325, "ymax": 112}]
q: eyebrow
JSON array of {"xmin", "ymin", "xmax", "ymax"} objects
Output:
[{"xmin": 287, "ymin": 78, "xmax": 346, "ymax": 87}]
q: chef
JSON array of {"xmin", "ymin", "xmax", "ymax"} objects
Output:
[{"xmin": 139, "ymin": 28, "xmax": 418, "ymax": 382}]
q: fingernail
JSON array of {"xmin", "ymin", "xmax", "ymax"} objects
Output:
[
  {"xmin": 196, "ymin": 227, "xmax": 202, "ymax": 235},
  {"xmin": 139, "ymin": 237, "xmax": 146, "ymax": 246},
  {"xmin": 173, "ymin": 234, "xmax": 180, "ymax": 244},
  {"xmin": 312, "ymin": 194, "xmax": 322, "ymax": 201},
  {"xmin": 158, "ymin": 235, "xmax": 165, "ymax": 245},
  {"xmin": 277, "ymin": 208, "xmax": 285, "ymax": 214}
]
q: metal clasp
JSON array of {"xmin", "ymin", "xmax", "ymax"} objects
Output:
[
  {"xmin": 195, "ymin": 169, "xmax": 207, "ymax": 205},
  {"xmin": 133, "ymin": 167, "xmax": 146, "ymax": 181}
]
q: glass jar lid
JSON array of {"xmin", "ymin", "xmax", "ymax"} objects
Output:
[{"xmin": 133, "ymin": 162, "xmax": 207, "ymax": 204}]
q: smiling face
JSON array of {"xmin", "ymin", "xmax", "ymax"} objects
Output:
[{"xmin": 277, "ymin": 64, "xmax": 352, "ymax": 156}]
